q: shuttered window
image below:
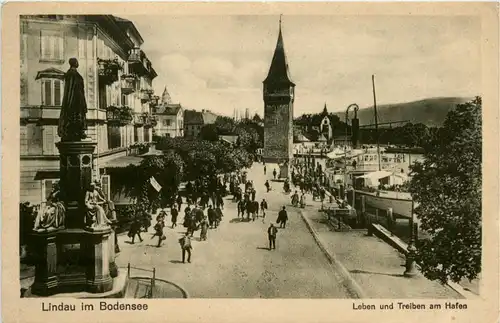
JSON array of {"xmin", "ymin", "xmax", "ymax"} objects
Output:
[
  {"xmin": 41, "ymin": 79, "xmax": 63, "ymax": 106},
  {"xmin": 40, "ymin": 30, "xmax": 64, "ymax": 61},
  {"xmin": 54, "ymin": 80, "xmax": 61, "ymax": 106}
]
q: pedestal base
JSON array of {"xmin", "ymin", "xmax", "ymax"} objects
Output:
[{"xmin": 30, "ymin": 227, "xmax": 116, "ymax": 296}]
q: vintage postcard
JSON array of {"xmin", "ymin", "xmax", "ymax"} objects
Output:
[{"xmin": 2, "ymin": 2, "xmax": 499, "ymax": 323}]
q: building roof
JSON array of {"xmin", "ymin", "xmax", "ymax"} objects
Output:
[
  {"xmin": 112, "ymin": 16, "xmax": 144, "ymax": 45},
  {"xmin": 317, "ymin": 134, "xmax": 328, "ymax": 142},
  {"xmin": 184, "ymin": 110, "xmax": 218, "ymax": 125},
  {"xmin": 184, "ymin": 110, "xmax": 203, "ymax": 125},
  {"xmin": 36, "ymin": 68, "xmax": 65, "ymax": 80},
  {"xmin": 263, "ymin": 19, "xmax": 294, "ymax": 86},
  {"xmin": 219, "ymin": 135, "xmax": 239, "ymax": 145},
  {"xmin": 156, "ymin": 103, "xmax": 182, "ymax": 116},
  {"xmin": 294, "ymin": 134, "xmax": 310, "ymax": 142},
  {"xmin": 202, "ymin": 111, "xmax": 218, "ymax": 124}
]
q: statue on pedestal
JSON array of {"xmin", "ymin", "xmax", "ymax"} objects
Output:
[
  {"xmin": 58, "ymin": 58, "xmax": 87, "ymax": 142},
  {"xmin": 85, "ymin": 183, "xmax": 112, "ymax": 230},
  {"xmin": 33, "ymin": 182, "xmax": 66, "ymax": 232}
]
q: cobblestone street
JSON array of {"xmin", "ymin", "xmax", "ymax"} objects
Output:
[{"xmin": 115, "ymin": 163, "xmax": 354, "ymax": 298}]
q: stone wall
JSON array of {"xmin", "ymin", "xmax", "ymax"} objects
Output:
[{"xmin": 263, "ymin": 102, "xmax": 293, "ymax": 163}]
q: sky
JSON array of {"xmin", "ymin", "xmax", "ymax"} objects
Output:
[{"xmin": 123, "ymin": 15, "xmax": 481, "ymax": 117}]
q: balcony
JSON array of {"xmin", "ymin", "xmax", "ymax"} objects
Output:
[
  {"xmin": 128, "ymin": 48, "xmax": 151, "ymax": 77},
  {"xmin": 106, "ymin": 106, "xmax": 133, "ymax": 126},
  {"xmin": 150, "ymin": 95, "xmax": 160, "ymax": 106},
  {"xmin": 139, "ymin": 89, "xmax": 154, "ymax": 102},
  {"xmin": 98, "ymin": 58, "xmax": 123, "ymax": 85},
  {"xmin": 133, "ymin": 113, "xmax": 145, "ymax": 126},
  {"xmin": 120, "ymin": 75, "xmax": 137, "ymax": 94},
  {"xmin": 143, "ymin": 113, "xmax": 158, "ymax": 128}
]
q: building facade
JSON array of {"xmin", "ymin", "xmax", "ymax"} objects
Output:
[
  {"xmin": 20, "ymin": 15, "xmax": 158, "ymax": 205},
  {"xmin": 262, "ymin": 20, "xmax": 295, "ymax": 164},
  {"xmin": 183, "ymin": 109, "xmax": 217, "ymax": 139},
  {"xmin": 154, "ymin": 103, "xmax": 184, "ymax": 137}
]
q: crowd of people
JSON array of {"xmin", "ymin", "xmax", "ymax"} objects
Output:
[{"xmin": 124, "ymin": 163, "xmax": 308, "ymax": 261}]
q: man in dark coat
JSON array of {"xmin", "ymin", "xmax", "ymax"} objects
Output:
[
  {"xmin": 128, "ymin": 218, "xmax": 143, "ymax": 244},
  {"xmin": 277, "ymin": 206, "xmax": 288, "ymax": 229},
  {"xmin": 237, "ymin": 199, "xmax": 246, "ymax": 219},
  {"xmin": 58, "ymin": 58, "xmax": 87, "ymax": 141},
  {"xmin": 267, "ymin": 223, "xmax": 278, "ymax": 250},
  {"xmin": 176, "ymin": 195, "xmax": 183, "ymax": 211},
  {"xmin": 265, "ymin": 180, "xmax": 271, "ymax": 192},
  {"xmin": 207, "ymin": 205, "xmax": 217, "ymax": 229},
  {"xmin": 171, "ymin": 204, "xmax": 179, "ymax": 228}
]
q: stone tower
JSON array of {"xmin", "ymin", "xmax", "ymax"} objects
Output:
[{"xmin": 263, "ymin": 17, "xmax": 295, "ymax": 166}]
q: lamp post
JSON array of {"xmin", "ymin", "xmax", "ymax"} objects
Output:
[
  {"xmin": 404, "ymin": 200, "xmax": 418, "ymax": 277},
  {"xmin": 344, "ymin": 104, "xmax": 359, "ymax": 200}
]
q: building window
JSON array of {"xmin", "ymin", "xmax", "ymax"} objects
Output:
[
  {"xmin": 41, "ymin": 79, "xmax": 63, "ymax": 106},
  {"xmin": 40, "ymin": 30, "xmax": 64, "ymax": 61},
  {"xmin": 121, "ymin": 94, "xmax": 128, "ymax": 106},
  {"xmin": 165, "ymin": 119, "xmax": 172, "ymax": 126},
  {"xmin": 78, "ymin": 38, "xmax": 86, "ymax": 58}
]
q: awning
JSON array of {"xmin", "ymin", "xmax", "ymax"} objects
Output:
[
  {"xmin": 34, "ymin": 170, "xmax": 60, "ymax": 180},
  {"xmin": 101, "ymin": 156, "xmax": 144, "ymax": 168},
  {"xmin": 358, "ymin": 170, "xmax": 392, "ymax": 180}
]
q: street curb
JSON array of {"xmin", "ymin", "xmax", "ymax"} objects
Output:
[
  {"xmin": 371, "ymin": 224, "xmax": 480, "ymax": 300},
  {"xmin": 299, "ymin": 210, "xmax": 367, "ymax": 299}
]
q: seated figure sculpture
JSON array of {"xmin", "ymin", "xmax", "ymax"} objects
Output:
[
  {"xmin": 85, "ymin": 183, "xmax": 112, "ymax": 229},
  {"xmin": 33, "ymin": 182, "xmax": 66, "ymax": 231},
  {"xmin": 94, "ymin": 180, "xmax": 116, "ymax": 222}
]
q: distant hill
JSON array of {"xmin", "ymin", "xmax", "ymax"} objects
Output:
[{"xmin": 333, "ymin": 97, "xmax": 473, "ymax": 127}]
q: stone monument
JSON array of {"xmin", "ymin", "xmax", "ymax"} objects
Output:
[{"xmin": 28, "ymin": 58, "xmax": 122, "ymax": 297}]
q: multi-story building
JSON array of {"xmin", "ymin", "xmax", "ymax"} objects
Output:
[
  {"xmin": 154, "ymin": 103, "xmax": 184, "ymax": 138},
  {"xmin": 20, "ymin": 15, "xmax": 158, "ymax": 205},
  {"xmin": 183, "ymin": 109, "xmax": 217, "ymax": 139},
  {"xmin": 152, "ymin": 86, "xmax": 183, "ymax": 138}
]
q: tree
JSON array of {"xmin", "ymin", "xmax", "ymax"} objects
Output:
[
  {"xmin": 252, "ymin": 113, "xmax": 263, "ymax": 123},
  {"xmin": 409, "ymin": 97, "xmax": 481, "ymax": 284},
  {"xmin": 199, "ymin": 124, "xmax": 220, "ymax": 142},
  {"xmin": 214, "ymin": 116, "xmax": 236, "ymax": 135}
]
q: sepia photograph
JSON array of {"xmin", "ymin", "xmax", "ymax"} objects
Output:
[{"xmin": 2, "ymin": 2, "xmax": 499, "ymax": 322}]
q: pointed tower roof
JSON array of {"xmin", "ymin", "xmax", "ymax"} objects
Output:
[
  {"xmin": 161, "ymin": 86, "xmax": 172, "ymax": 104},
  {"xmin": 322, "ymin": 103, "xmax": 328, "ymax": 115},
  {"xmin": 263, "ymin": 16, "xmax": 295, "ymax": 86}
]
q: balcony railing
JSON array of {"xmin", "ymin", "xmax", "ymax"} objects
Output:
[
  {"xmin": 128, "ymin": 48, "xmax": 151, "ymax": 77},
  {"xmin": 143, "ymin": 113, "xmax": 158, "ymax": 128},
  {"xmin": 150, "ymin": 95, "xmax": 160, "ymax": 106},
  {"xmin": 138, "ymin": 91, "xmax": 152, "ymax": 101},
  {"xmin": 98, "ymin": 58, "xmax": 123, "ymax": 85},
  {"xmin": 121, "ymin": 75, "xmax": 137, "ymax": 94},
  {"xmin": 106, "ymin": 106, "xmax": 133, "ymax": 126},
  {"xmin": 134, "ymin": 113, "xmax": 145, "ymax": 126}
]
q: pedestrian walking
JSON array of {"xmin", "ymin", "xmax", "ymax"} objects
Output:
[
  {"xmin": 260, "ymin": 199, "xmax": 268, "ymax": 219},
  {"xmin": 128, "ymin": 218, "xmax": 143, "ymax": 244},
  {"xmin": 176, "ymin": 195, "xmax": 183, "ymax": 211},
  {"xmin": 251, "ymin": 188, "xmax": 256, "ymax": 201},
  {"xmin": 277, "ymin": 206, "xmax": 288, "ymax": 229},
  {"xmin": 264, "ymin": 165, "xmax": 267, "ymax": 175},
  {"xmin": 152, "ymin": 218, "xmax": 165, "ymax": 247},
  {"xmin": 199, "ymin": 216, "xmax": 209, "ymax": 241},
  {"xmin": 265, "ymin": 180, "xmax": 271, "ymax": 192},
  {"xmin": 207, "ymin": 205, "xmax": 216, "ymax": 229},
  {"xmin": 179, "ymin": 232, "xmax": 192, "ymax": 263},
  {"xmin": 273, "ymin": 169, "xmax": 277, "ymax": 179},
  {"xmin": 171, "ymin": 204, "xmax": 178, "ymax": 228},
  {"xmin": 267, "ymin": 223, "xmax": 278, "ymax": 250},
  {"xmin": 237, "ymin": 199, "xmax": 246, "ymax": 218}
]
